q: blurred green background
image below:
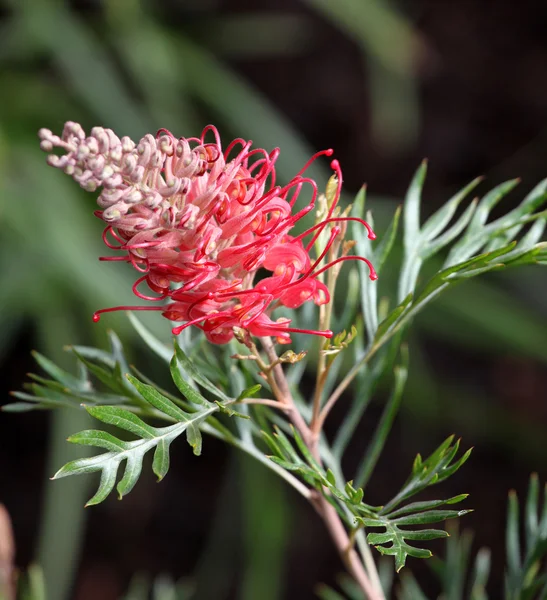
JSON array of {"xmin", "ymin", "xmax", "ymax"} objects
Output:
[{"xmin": 1, "ymin": 1, "xmax": 547, "ymax": 599}]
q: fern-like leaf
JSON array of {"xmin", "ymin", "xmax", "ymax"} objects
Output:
[{"xmin": 53, "ymin": 378, "xmax": 219, "ymax": 506}]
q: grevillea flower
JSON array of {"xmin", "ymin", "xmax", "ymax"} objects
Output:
[{"xmin": 39, "ymin": 122, "xmax": 376, "ymax": 344}]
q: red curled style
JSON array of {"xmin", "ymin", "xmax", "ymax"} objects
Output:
[{"xmin": 39, "ymin": 122, "xmax": 377, "ymax": 345}]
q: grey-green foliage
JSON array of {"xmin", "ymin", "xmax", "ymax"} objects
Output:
[
  {"xmin": 366, "ymin": 163, "xmax": 547, "ymax": 354},
  {"xmin": 52, "ymin": 385, "xmax": 217, "ymax": 506},
  {"xmin": 16, "ymin": 564, "xmax": 47, "ymax": 600},
  {"xmin": 395, "ymin": 474, "xmax": 547, "ymax": 600},
  {"xmin": 6, "ymin": 329, "xmax": 311, "ymax": 505},
  {"xmin": 263, "ymin": 425, "xmax": 471, "ymax": 572},
  {"xmin": 335, "ymin": 168, "xmax": 547, "ymax": 475},
  {"xmin": 14, "ymin": 567, "xmax": 194, "ymax": 600},
  {"xmin": 505, "ymin": 474, "xmax": 547, "ymax": 600},
  {"xmin": 6, "ymin": 164, "xmax": 547, "ymax": 579},
  {"xmin": 320, "ymin": 475, "xmax": 547, "ymax": 599},
  {"xmin": 6, "ymin": 331, "xmax": 246, "ymax": 505},
  {"xmin": 121, "ymin": 573, "xmax": 195, "ymax": 600},
  {"xmin": 326, "ymin": 166, "xmax": 546, "ymax": 534},
  {"xmin": 307, "ymin": 165, "xmax": 546, "ymax": 576}
]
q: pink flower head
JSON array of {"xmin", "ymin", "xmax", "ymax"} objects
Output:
[{"xmin": 39, "ymin": 122, "xmax": 376, "ymax": 344}]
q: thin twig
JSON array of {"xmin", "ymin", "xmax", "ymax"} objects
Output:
[
  {"xmin": 319, "ymin": 342, "xmax": 381, "ymax": 428},
  {"xmin": 310, "ymin": 228, "xmax": 339, "ymax": 437},
  {"xmin": 235, "ymin": 398, "xmax": 292, "ymax": 411}
]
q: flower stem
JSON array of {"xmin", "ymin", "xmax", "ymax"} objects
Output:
[{"xmin": 259, "ymin": 337, "xmax": 385, "ymax": 600}]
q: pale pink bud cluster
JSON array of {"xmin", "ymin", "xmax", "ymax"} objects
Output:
[{"xmin": 39, "ymin": 122, "xmax": 376, "ymax": 344}]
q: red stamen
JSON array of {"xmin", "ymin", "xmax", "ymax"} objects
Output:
[
  {"xmin": 99, "ymin": 256, "xmax": 130, "ymax": 262},
  {"xmin": 156, "ymin": 128, "xmax": 174, "ymax": 139},
  {"xmin": 296, "ymin": 217, "xmax": 376, "ymax": 244},
  {"xmin": 201, "ymin": 124, "xmax": 222, "ymax": 147},
  {"xmin": 295, "ymin": 149, "xmax": 333, "ymax": 177},
  {"xmin": 309, "ymin": 226, "xmax": 341, "ymax": 271},
  {"xmin": 312, "ymin": 255, "xmax": 378, "ymax": 281},
  {"xmin": 93, "ymin": 305, "xmax": 164, "ymax": 322},
  {"xmin": 102, "ymin": 226, "xmax": 125, "ymax": 249},
  {"xmin": 171, "ymin": 314, "xmax": 220, "ymax": 336},
  {"xmin": 132, "ymin": 275, "xmax": 168, "ymax": 301},
  {"xmin": 305, "ymin": 159, "xmax": 343, "ymax": 250}
]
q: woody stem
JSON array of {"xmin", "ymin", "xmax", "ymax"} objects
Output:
[{"xmin": 260, "ymin": 337, "xmax": 384, "ymax": 600}]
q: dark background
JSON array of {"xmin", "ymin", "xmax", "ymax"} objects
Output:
[{"xmin": 1, "ymin": 1, "xmax": 547, "ymax": 598}]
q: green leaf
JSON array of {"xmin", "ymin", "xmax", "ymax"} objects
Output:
[
  {"xmin": 505, "ymin": 474, "xmax": 547, "ymax": 599},
  {"xmin": 420, "ymin": 177, "xmax": 482, "ymax": 242},
  {"xmin": 54, "ymin": 402, "xmax": 219, "ymax": 505},
  {"xmin": 355, "ymin": 357, "xmax": 408, "ymax": 489},
  {"xmin": 236, "ymin": 383, "xmax": 262, "ymax": 401},
  {"xmin": 403, "ymin": 160, "xmax": 427, "ymax": 251},
  {"xmin": 214, "ymin": 400, "xmax": 250, "ymax": 419},
  {"xmin": 350, "ymin": 439, "xmax": 472, "ymax": 571},
  {"xmin": 68, "ymin": 430, "xmax": 127, "ymax": 452},
  {"xmin": 85, "ymin": 405, "xmax": 157, "ymax": 439},
  {"xmin": 71, "ymin": 349, "xmax": 130, "ymax": 397},
  {"xmin": 169, "ymin": 351, "xmax": 212, "ymax": 408},
  {"xmin": 374, "ymin": 205, "xmax": 402, "ymax": 274},
  {"xmin": 470, "ymin": 548, "xmax": 491, "ymax": 600},
  {"xmin": 152, "ymin": 439, "xmax": 172, "ymax": 481},
  {"xmin": 127, "ymin": 312, "xmax": 173, "ymax": 363},
  {"xmin": 17, "ymin": 564, "xmax": 47, "ymax": 600},
  {"xmin": 31, "ymin": 350, "xmax": 86, "ymax": 390},
  {"xmin": 373, "ymin": 293, "xmax": 413, "ymax": 343},
  {"xmin": 126, "ymin": 374, "xmax": 194, "ymax": 420},
  {"xmin": 386, "ymin": 494, "xmax": 469, "ymax": 519},
  {"xmin": 422, "ymin": 200, "xmax": 477, "ymax": 259},
  {"xmin": 117, "ymin": 454, "xmax": 143, "ymax": 499},
  {"xmin": 174, "ymin": 340, "xmax": 230, "ymax": 402},
  {"xmin": 446, "ymin": 178, "xmax": 547, "ymax": 266}
]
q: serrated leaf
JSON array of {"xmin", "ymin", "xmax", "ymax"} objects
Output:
[
  {"xmin": 364, "ymin": 512, "xmax": 459, "ymax": 572},
  {"xmin": 353, "ymin": 437, "xmax": 472, "ymax": 571}
]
